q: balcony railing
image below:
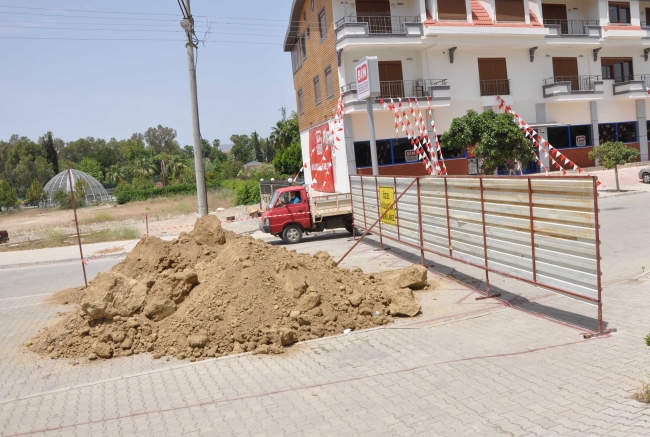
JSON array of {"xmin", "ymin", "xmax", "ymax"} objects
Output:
[
  {"xmin": 612, "ymin": 75, "xmax": 650, "ymax": 95},
  {"xmin": 544, "ymin": 19, "xmax": 599, "ymax": 35},
  {"xmin": 342, "ymin": 79, "xmax": 449, "ymax": 99},
  {"xmin": 543, "ymin": 75, "xmax": 601, "ymax": 92},
  {"xmin": 611, "ymin": 74, "xmax": 650, "ymax": 85},
  {"xmin": 480, "ymin": 79, "xmax": 510, "ymax": 96},
  {"xmin": 335, "ymin": 15, "xmax": 421, "ymax": 34}
]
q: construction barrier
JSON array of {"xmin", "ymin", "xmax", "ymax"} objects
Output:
[{"xmin": 350, "ymin": 174, "xmax": 608, "ymax": 333}]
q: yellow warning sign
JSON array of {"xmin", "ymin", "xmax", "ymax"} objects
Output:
[{"xmin": 379, "ymin": 186, "xmax": 396, "ymax": 226}]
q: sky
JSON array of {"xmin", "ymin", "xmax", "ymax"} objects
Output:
[{"xmin": 0, "ymin": 0, "xmax": 296, "ymax": 148}]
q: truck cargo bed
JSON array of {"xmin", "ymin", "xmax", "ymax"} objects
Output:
[{"xmin": 310, "ymin": 193, "xmax": 352, "ymax": 219}]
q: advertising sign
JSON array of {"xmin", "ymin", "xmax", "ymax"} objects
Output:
[
  {"xmin": 309, "ymin": 123, "xmax": 335, "ymax": 193},
  {"xmin": 575, "ymin": 135, "xmax": 587, "ymax": 147},
  {"xmin": 379, "ymin": 186, "xmax": 397, "ymax": 225},
  {"xmin": 355, "ymin": 57, "xmax": 380, "ymax": 100},
  {"xmin": 405, "ymin": 149, "xmax": 418, "ymax": 163}
]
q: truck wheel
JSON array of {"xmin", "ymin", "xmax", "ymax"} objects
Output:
[
  {"xmin": 345, "ymin": 225, "xmax": 354, "ymax": 234},
  {"xmin": 644, "ymin": 173, "xmax": 650, "ymax": 184},
  {"xmin": 282, "ymin": 225, "xmax": 303, "ymax": 244}
]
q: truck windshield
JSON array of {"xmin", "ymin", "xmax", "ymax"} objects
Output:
[{"xmin": 268, "ymin": 191, "xmax": 281, "ymax": 210}]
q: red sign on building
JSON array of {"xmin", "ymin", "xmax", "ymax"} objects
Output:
[{"xmin": 309, "ymin": 123, "xmax": 335, "ymax": 193}]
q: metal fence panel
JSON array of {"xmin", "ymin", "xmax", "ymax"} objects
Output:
[{"xmin": 350, "ymin": 174, "xmax": 601, "ymax": 304}]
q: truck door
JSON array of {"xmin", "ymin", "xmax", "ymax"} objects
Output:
[{"xmin": 272, "ymin": 190, "xmax": 311, "ymax": 232}]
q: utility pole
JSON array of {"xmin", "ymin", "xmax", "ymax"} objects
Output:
[{"xmin": 180, "ymin": 0, "xmax": 207, "ymax": 216}]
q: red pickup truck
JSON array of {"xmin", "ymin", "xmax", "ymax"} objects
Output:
[
  {"xmin": 260, "ymin": 186, "xmax": 353, "ymax": 244},
  {"xmin": 0, "ymin": 230, "xmax": 8, "ymax": 244}
]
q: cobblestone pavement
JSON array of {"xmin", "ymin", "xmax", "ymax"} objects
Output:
[{"xmin": 0, "ymin": 194, "xmax": 649, "ymax": 436}]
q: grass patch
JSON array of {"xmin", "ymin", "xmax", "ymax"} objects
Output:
[
  {"xmin": 82, "ymin": 211, "xmax": 114, "ymax": 224},
  {"xmin": 83, "ymin": 226, "xmax": 140, "ymax": 244},
  {"xmin": 646, "ymin": 334, "xmax": 650, "ymax": 347},
  {"xmin": 172, "ymin": 202, "xmax": 192, "ymax": 214},
  {"xmin": 635, "ymin": 374, "xmax": 650, "ymax": 403}
]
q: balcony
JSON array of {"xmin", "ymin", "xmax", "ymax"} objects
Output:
[
  {"xmin": 544, "ymin": 19, "xmax": 600, "ymax": 37},
  {"xmin": 480, "ymin": 80, "xmax": 510, "ymax": 97},
  {"xmin": 335, "ymin": 15, "xmax": 423, "ymax": 40},
  {"xmin": 342, "ymin": 79, "xmax": 449, "ymax": 100},
  {"xmin": 543, "ymin": 75, "xmax": 604, "ymax": 99},
  {"xmin": 612, "ymin": 75, "xmax": 650, "ymax": 98}
]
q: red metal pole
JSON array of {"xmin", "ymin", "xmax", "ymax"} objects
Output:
[
  {"xmin": 394, "ymin": 177, "xmax": 400, "ymax": 242},
  {"xmin": 375, "ymin": 177, "xmax": 383, "ymax": 250},
  {"xmin": 527, "ymin": 178, "xmax": 537, "ymax": 282},
  {"xmin": 360, "ymin": 176, "xmax": 367, "ymax": 229},
  {"xmin": 479, "ymin": 178, "xmax": 491, "ymax": 297},
  {"xmin": 444, "ymin": 178, "xmax": 453, "ymax": 257},
  {"xmin": 416, "ymin": 178, "xmax": 425, "ymax": 266},
  {"xmin": 67, "ymin": 162, "xmax": 88, "ymax": 289},
  {"xmin": 593, "ymin": 176, "xmax": 604, "ymax": 332}
]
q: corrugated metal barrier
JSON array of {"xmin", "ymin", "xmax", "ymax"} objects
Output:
[{"xmin": 349, "ymin": 174, "xmax": 606, "ymax": 333}]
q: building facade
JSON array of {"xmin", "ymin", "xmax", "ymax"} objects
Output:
[{"xmin": 285, "ymin": 0, "xmax": 650, "ymax": 193}]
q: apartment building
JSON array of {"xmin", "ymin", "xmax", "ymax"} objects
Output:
[{"xmin": 284, "ymin": 0, "xmax": 650, "ymax": 193}]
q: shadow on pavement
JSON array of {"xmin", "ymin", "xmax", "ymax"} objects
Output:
[{"xmin": 358, "ymin": 237, "xmax": 602, "ymax": 332}]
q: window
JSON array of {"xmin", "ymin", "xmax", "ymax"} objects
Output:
[
  {"xmin": 354, "ymin": 138, "xmax": 422, "ymax": 167},
  {"xmin": 495, "ymin": 0, "xmax": 526, "ymax": 22},
  {"xmin": 392, "ymin": 138, "xmax": 413, "ymax": 164},
  {"xmin": 547, "ymin": 125, "xmax": 593, "ymax": 148},
  {"xmin": 324, "ymin": 66, "xmax": 334, "ymax": 99},
  {"xmin": 291, "ymin": 43, "xmax": 303, "ymax": 74},
  {"xmin": 297, "ymin": 89, "xmax": 304, "ymax": 115},
  {"xmin": 307, "ymin": 26, "xmax": 311, "ymax": 39},
  {"xmin": 318, "ymin": 9, "xmax": 328, "ymax": 40},
  {"xmin": 303, "ymin": 10, "xmax": 307, "ymax": 21},
  {"xmin": 300, "ymin": 33, "xmax": 307, "ymax": 60},
  {"xmin": 601, "ymin": 58, "xmax": 633, "ymax": 82},
  {"xmin": 599, "ymin": 122, "xmax": 637, "ymax": 143},
  {"xmin": 609, "ymin": 2, "xmax": 631, "ymax": 24},
  {"xmin": 310, "ymin": 0, "xmax": 314, "ymax": 11},
  {"xmin": 437, "ymin": 0, "xmax": 467, "ymax": 20},
  {"xmin": 478, "ymin": 58, "xmax": 510, "ymax": 96},
  {"xmin": 314, "ymin": 75, "xmax": 322, "ymax": 106}
]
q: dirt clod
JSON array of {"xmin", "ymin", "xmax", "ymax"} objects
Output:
[{"xmin": 28, "ymin": 215, "xmax": 423, "ymax": 362}]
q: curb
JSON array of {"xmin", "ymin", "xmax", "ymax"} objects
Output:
[
  {"xmin": 598, "ymin": 190, "xmax": 649, "ymax": 200},
  {"xmin": 0, "ymin": 253, "xmax": 128, "ymax": 271}
]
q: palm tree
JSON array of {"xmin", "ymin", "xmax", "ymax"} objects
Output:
[
  {"xmin": 168, "ymin": 155, "xmax": 187, "ymax": 179},
  {"xmin": 132, "ymin": 157, "xmax": 156, "ymax": 177},
  {"xmin": 105, "ymin": 165, "xmax": 126, "ymax": 185}
]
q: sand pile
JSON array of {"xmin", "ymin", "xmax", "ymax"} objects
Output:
[{"xmin": 28, "ymin": 215, "xmax": 426, "ymax": 362}]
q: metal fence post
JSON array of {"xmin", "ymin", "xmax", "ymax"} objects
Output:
[
  {"xmin": 476, "ymin": 177, "xmax": 500, "ymax": 301},
  {"xmin": 527, "ymin": 178, "xmax": 537, "ymax": 282},
  {"xmin": 416, "ymin": 178, "xmax": 425, "ymax": 266},
  {"xmin": 375, "ymin": 177, "xmax": 383, "ymax": 250}
]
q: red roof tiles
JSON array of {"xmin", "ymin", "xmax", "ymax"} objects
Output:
[{"xmin": 425, "ymin": 0, "xmax": 543, "ymax": 28}]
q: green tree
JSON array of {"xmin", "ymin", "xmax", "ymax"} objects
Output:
[
  {"xmin": 105, "ymin": 164, "xmax": 127, "ymax": 185},
  {"xmin": 273, "ymin": 142, "xmax": 303, "ymax": 175},
  {"xmin": 588, "ymin": 141, "xmax": 640, "ymax": 191},
  {"xmin": 441, "ymin": 110, "xmax": 534, "ymax": 174},
  {"xmin": 74, "ymin": 179, "xmax": 89, "ymax": 199},
  {"xmin": 144, "ymin": 125, "xmax": 180, "ymax": 154},
  {"xmin": 269, "ymin": 111, "xmax": 299, "ymax": 150},
  {"xmin": 253, "ymin": 131, "xmax": 264, "ymax": 162},
  {"xmin": 0, "ymin": 180, "xmax": 17, "ymax": 211},
  {"xmin": 79, "ymin": 157, "xmax": 103, "ymax": 180},
  {"xmin": 39, "ymin": 131, "xmax": 59, "ymax": 174},
  {"xmin": 229, "ymin": 134, "xmax": 255, "ymax": 164},
  {"xmin": 25, "ymin": 180, "xmax": 47, "ymax": 205},
  {"xmin": 131, "ymin": 157, "xmax": 156, "ymax": 177}
]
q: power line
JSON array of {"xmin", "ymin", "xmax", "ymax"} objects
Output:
[
  {"xmin": 0, "ymin": 24, "xmax": 284, "ymax": 37},
  {"xmin": 0, "ymin": 35, "xmax": 283, "ymax": 45},
  {"xmin": 0, "ymin": 4, "xmax": 181, "ymax": 16},
  {"xmin": 0, "ymin": 11, "xmax": 182, "ymax": 22},
  {"xmin": 0, "ymin": 19, "xmax": 286, "ymax": 32}
]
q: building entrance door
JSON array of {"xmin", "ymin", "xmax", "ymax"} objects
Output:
[
  {"xmin": 378, "ymin": 61, "xmax": 404, "ymax": 98},
  {"xmin": 552, "ymin": 57, "xmax": 579, "ymax": 90}
]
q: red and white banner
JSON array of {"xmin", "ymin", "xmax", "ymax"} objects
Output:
[{"xmin": 309, "ymin": 123, "xmax": 335, "ymax": 193}]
